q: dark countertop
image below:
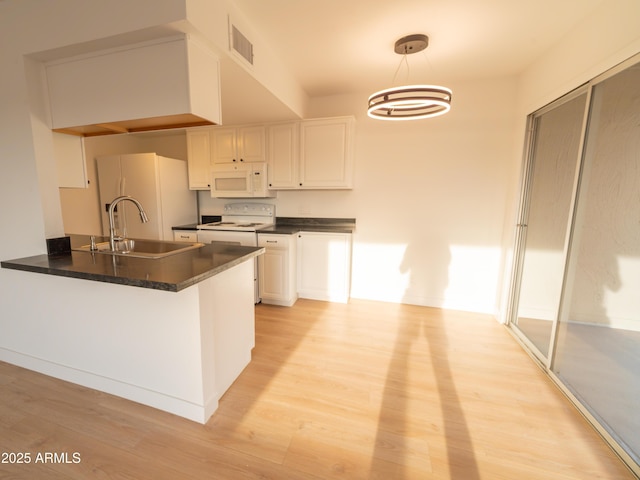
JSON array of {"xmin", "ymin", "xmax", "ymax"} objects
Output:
[
  {"xmin": 172, "ymin": 217, "xmax": 356, "ymax": 234},
  {"xmin": 260, "ymin": 217, "xmax": 356, "ymax": 235},
  {"xmin": 172, "ymin": 223, "xmax": 199, "ymax": 231},
  {"xmin": 1, "ymin": 235, "xmax": 264, "ymax": 292}
]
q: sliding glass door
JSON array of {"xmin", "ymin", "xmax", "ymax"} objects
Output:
[
  {"xmin": 509, "ymin": 55, "xmax": 640, "ymax": 473},
  {"xmin": 552, "ymin": 59, "xmax": 640, "ymax": 467},
  {"xmin": 510, "ymin": 90, "xmax": 587, "ymax": 358}
]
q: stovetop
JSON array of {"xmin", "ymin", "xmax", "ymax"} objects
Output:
[
  {"xmin": 197, "ymin": 221, "xmax": 272, "ymax": 232},
  {"xmin": 197, "ymin": 203, "xmax": 275, "ymax": 232}
]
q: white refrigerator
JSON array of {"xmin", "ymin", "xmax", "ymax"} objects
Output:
[{"xmin": 96, "ymin": 153, "xmax": 197, "ymax": 241}]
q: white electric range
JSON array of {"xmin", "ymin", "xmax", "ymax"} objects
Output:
[{"xmin": 197, "ymin": 203, "xmax": 275, "ymax": 302}]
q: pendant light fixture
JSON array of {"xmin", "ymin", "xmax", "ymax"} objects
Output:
[{"xmin": 367, "ymin": 34, "xmax": 452, "ymax": 121}]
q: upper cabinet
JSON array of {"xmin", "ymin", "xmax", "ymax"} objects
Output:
[
  {"xmin": 267, "ymin": 122, "xmax": 299, "ymax": 189},
  {"xmin": 186, "ymin": 129, "xmax": 212, "ymax": 190},
  {"xmin": 53, "ymin": 132, "xmax": 88, "ymax": 188},
  {"xmin": 267, "ymin": 116, "xmax": 355, "ymax": 190},
  {"xmin": 212, "ymin": 126, "xmax": 266, "ymax": 164},
  {"xmin": 185, "ymin": 124, "xmax": 267, "ymax": 190},
  {"xmin": 185, "ymin": 116, "xmax": 355, "ymax": 191},
  {"xmin": 46, "ymin": 36, "xmax": 221, "ymax": 137},
  {"xmin": 299, "ymin": 117, "xmax": 354, "ymax": 189}
]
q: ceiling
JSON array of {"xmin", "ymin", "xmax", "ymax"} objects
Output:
[{"xmin": 220, "ymin": 0, "xmax": 604, "ymax": 124}]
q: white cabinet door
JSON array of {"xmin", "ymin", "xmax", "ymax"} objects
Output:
[
  {"xmin": 261, "ymin": 247, "xmax": 286, "ymax": 298},
  {"xmin": 211, "ymin": 128, "xmax": 237, "ymax": 164},
  {"xmin": 258, "ymin": 234, "xmax": 297, "ymax": 306},
  {"xmin": 201, "ymin": 117, "xmax": 354, "ymax": 190},
  {"xmin": 297, "ymin": 232, "xmax": 351, "ymax": 303},
  {"xmin": 299, "ymin": 117, "xmax": 354, "ymax": 189},
  {"xmin": 54, "ymin": 132, "xmax": 88, "ymax": 188},
  {"xmin": 211, "ymin": 126, "xmax": 265, "ymax": 164},
  {"xmin": 267, "ymin": 122, "xmax": 299, "ymax": 189},
  {"xmin": 238, "ymin": 126, "xmax": 266, "ymax": 163},
  {"xmin": 186, "ymin": 130, "xmax": 211, "ymax": 190}
]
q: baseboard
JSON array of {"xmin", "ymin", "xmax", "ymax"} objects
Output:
[{"xmin": 0, "ymin": 347, "xmax": 211, "ymax": 424}]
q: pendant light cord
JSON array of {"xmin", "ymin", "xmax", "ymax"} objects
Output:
[{"xmin": 391, "ymin": 55, "xmax": 411, "ymax": 87}]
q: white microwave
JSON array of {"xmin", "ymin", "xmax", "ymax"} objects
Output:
[{"xmin": 210, "ymin": 162, "xmax": 275, "ymax": 198}]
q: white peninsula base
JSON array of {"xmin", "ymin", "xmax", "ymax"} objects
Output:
[{"xmin": 0, "ymin": 260, "xmax": 255, "ymax": 424}]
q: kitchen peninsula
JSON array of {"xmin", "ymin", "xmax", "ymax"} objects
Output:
[{"xmin": 0, "ymin": 236, "xmax": 264, "ymax": 423}]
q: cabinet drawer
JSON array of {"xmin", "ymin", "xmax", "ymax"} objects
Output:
[
  {"xmin": 258, "ymin": 234, "xmax": 290, "ymax": 248},
  {"xmin": 174, "ymin": 231, "xmax": 198, "ymax": 242}
]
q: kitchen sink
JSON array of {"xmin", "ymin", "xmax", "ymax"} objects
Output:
[{"xmin": 73, "ymin": 239, "xmax": 205, "ymax": 259}]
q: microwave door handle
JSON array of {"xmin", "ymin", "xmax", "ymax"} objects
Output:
[{"xmin": 252, "ymin": 170, "xmax": 261, "ymax": 193}]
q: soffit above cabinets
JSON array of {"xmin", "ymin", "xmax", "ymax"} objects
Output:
[{"xmin": 46, "ymin": 36, "xmax": 221, "ymax": 137}]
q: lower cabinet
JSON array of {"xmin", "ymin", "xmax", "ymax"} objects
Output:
[
  {"xmin": 258, "ymin": 233, "xmax": 298, "ymax": 306},
  {"xmin": 297, "ymin": 231, "xmax": 352, "ymax": 303}
]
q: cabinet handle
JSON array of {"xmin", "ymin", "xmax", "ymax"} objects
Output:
[
  {"xmin": 240, "ymin": 158, "xmax": 244, "ymax": 162},
  {"xmin": 232, "ymin": 159, "xmax": 237, "ymax": 162},
  {"xmin": 299, "ymin": 183, "xmax": 303, "ymax": 186},
  {"xmin": 266, "ymin": 240, "xmax": 277, "ymax": 243}
]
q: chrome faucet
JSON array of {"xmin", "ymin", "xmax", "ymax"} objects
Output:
[{"xmin": 108, "ymin": 196, "xmax": 149, "ymax": 252}]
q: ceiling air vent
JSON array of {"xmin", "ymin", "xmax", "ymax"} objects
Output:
[{"xmin": 231, "ymin": 24, "xmax": 254, "ymax": 65}]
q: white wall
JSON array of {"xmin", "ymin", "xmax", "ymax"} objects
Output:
[
  {"xmin": 186, "ymin": 0, "xmax": 308, "ymax": 120},
  {"xmin": 517, "ymin": 0, "xmax": 640, "ymax": 116},
  {"xmin": 310, "ymin": 80, "xmax": 519, "ymax": 312}
]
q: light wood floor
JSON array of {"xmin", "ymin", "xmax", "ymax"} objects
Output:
[{"xmin": 0, "ymin": 299, "xmax": 635, "ymax": 479}]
